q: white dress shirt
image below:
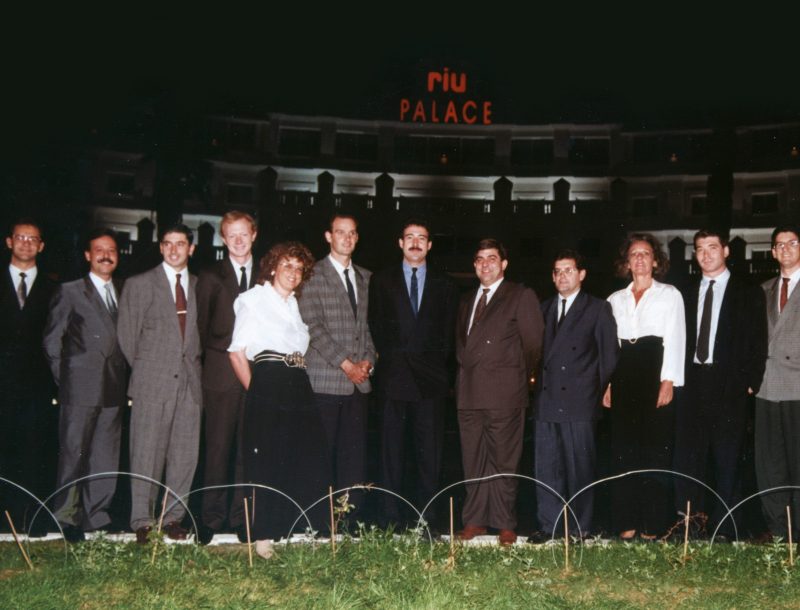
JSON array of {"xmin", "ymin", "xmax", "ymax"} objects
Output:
[
  {"xmin": 558, "ymin": 289, "xmax": 580, "ymax": 319},
  {"xmin": 161, "ymin": 262, "xmax": 190, "ymax": 303},
  {"xmin": 777, "ymin": 267, "xmax": 800, "ymax": 312},
  {"xmin": 88, "ymin": 271, "xmax": 117, "ymax": 305},
  {"xmin": 607, "ymin": 280, "xmax": 686, "ymax": 386},
  {"xmin": 228, "ymin": 256, "xmax": 253, "ymax": 288},
  {"xmin": 328, "ymin": 254, "xmax": 357, "ymax": 304},
  {"xmin": 9, "ymin": 264, "xmax": 37, "ymax": 291},
  {"xmin": 694, "ymin": 268, "xmax": 730, "ymax": 364}
]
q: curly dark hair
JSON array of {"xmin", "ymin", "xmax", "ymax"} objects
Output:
[
  {"xmin": 256, "ymin": 241, "xmax": 315, "ymax": 294},
  {"xmin": 614, "ymin": 233, "xmax": 669, "ymax": 280}
]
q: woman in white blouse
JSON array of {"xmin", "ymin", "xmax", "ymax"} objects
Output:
[
  {"xmin": 603, "ymin": 233, "xmax": 685, "ymax": 541},
  {"xmin": 229, "ymin": 242, "xmax": 330, "ymax": 559}
]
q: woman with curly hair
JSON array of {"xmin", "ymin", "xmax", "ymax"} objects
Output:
[
  {"xmin": 229, "ymin": 241, "xmax": 331, "ymax": 558},
  {"xmin": 603, "ymin": 233, "xmax": 685, "ymax": 541}
]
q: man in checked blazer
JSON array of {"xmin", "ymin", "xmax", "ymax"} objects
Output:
[
  {"xmin": 43, "ymin": 228, "xmax": 128, "ymax": 543},
  {"xmin": 455, "ymin": 238, "xmax": 544, "ymax": 545},
  {"xmin": 298, "ymin": 213, "xmax": 376, "ymax": 520},
  {"xmin": 755, "ymin": 224, "xmax": 800, "ymax": 540},
  {"xmin": 117, "ymin": 223, "xmax": 203, "ymax": 543}
]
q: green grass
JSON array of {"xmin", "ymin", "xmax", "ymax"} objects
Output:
[{"xmin": 1, "ymin": 529, "xmax": 799, "ymax": 609}]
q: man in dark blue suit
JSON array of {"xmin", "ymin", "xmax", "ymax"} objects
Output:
[
  {"xmin": 369, "ymin": 219, "xmax": 458, "ymax": 530},
  {"xmin": 532, "ymin": 250, "xmax": 618, "ymax": 540}
]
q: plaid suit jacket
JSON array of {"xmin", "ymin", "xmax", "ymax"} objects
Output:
[
  {"xmin": 298, "ymin": 256, "xmax": 376, "ymax": 395},
  {"xmin": 757, "ymin": 275, "xmax": 800, "ymax": 401}
]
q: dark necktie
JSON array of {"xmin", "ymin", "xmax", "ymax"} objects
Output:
[
  {"xmin": 104, "ymin": 283, "xmax": 118, "ymax": 318},
  {"xmin": 344, "ymin": 268, "xmax": 357, "ymax": 318},
  {"xmin": 696, "ymin": 279, "xmax": 715, "ymax": 363},
  {"xmin": 470, "ymin": 288, "xmax": 490, "ymax": 333},
  {"xmin": 175, "ymin": 273, "xmax": 187, "ymax": 340},
  {"xmin": 17, "ymin": 272, "xmax": 27, "ymax": 308},
  {"xmin": 780, "ymin": 277, "xmax": 790, "ymax": 313},
  {"xmin": 239, "ymin": 266, "xmax": 248, "ymax": 293},
  {"xmin": 557, "ymin": 298, "xmax": 567, "ymax": 328},
  {"xmin": 410, "ymin": 267, "xmax": 419, "ymax": 317}
]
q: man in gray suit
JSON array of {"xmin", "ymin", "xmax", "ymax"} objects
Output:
[
  {"xmin": 117, "ymin": 223, "xmax": 203, "ymax": 543},
  {"xmin": 756, "ymin": 224, "xmax": 800, "ymax": 540},
  {"xmin": 43, "ymin": 228, "xmax": 127, "ymax": 542},
  {"xmin": 298, "ymin": 213, "xmax": 376, "ymax": 521}
]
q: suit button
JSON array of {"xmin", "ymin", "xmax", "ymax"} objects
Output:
[
  {"xmin": 561, "ymin": 387, "xmax": 566, "ymax": 391},
  {"xmin": 787, "ymin": 356, "xmax": 791, "ymax": 360},
  {"xmin": 560, "ymin": 366, "xmax": 566, "ymax": 371},
  {"xmin": 174, "ymin": 374, "xmax": 179, "ymax": 379}
]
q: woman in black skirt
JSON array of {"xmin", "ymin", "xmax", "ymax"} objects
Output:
[
  {"xmin": 603, "ymin": 233, "xmax": 685, "ymax": 541},
  {"xmin": 228, "ymin": 242, "xmax": 331, "ymax": 559}
]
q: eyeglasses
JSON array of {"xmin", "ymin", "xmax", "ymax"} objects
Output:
[
  {"xmin": 552, "ymin": 267, "xmax": 578, "ymax": 277},
  {"xmin": 278, "ymin": 261, "xmax": 304, "ymax": 274},
  {"xmin": 774, "ymin": 239, "xmax": 800, "ymax": 251},
  {"xmin": 13, "ymin": 234, "xmax": 41, "ymax": 244}
]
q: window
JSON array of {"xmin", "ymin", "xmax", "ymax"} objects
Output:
[
  {"xmin": 461, "ymin": 138, "xmax": 495, "ymax": 166},
  {"xmin": 229, "ymin": 123, "xmax": 256, "ymax": 151},
  {"xmin": 752, "ymin": 193, "xmax": 779, "ymax": 215},
  {"xmin": 106, "ymin": 173, "xmax": 135, "ymax": 196},
  {"xmin": 690, "ymin": 195, "xmax": 708, "ymax": 215},
  {"xmin": 226, "ymin": 184, "xmax": 254, "ymax": 204},
  {"xmin": 568, "ymin": 138, "xmax": 609, "ymax": 165},
  {"xmin": 511, "ymin": 139, "xmax": 554, "ymax": 166},
  {"xmin": 278, "ymin": 129, "xmax": 321, "ymax": 157},
  {"xmin": 633, "ymin": 196, "xmax": 658, "ymax": 217},
  {"xmin": 335, "ymin": 133, "xmax": 378, "ymax": 161}
]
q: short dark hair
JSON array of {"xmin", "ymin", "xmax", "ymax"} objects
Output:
[
  {"xmin": 474, "ymin": 238, "xmax": 507, "ymax": 261},
  {"xmin": 553, "ymin": 249, "xmax": 585, "ymax": 271},
  {"xmin": 257, "ymin": 241, "xmax": 315, "ymax": 295},
  {"xmin": 83, "ymin": 228, "xmax": 118, "ymax": 252},
  {"xmin": 771, "ymin": 224, "xmax": 800, "ymax": 247},
  {"xmin": 327, "ymin": 213, "xmax": 358, "ymax": 232},
  {"xmin": 399, "ymin": 218, "xmax": 432, "ymax": 239},
  {"xmin": 693, "ymin": 229, "xmax": 729, "ymax": 249},
  {"xmin": 8, "ymin": 217, "xmax": 43, "ymax": 239},
  {"xmin": 158, "ymin": 223, "xmax": 194, "ymax": 244},
  {"xmin": 614, "ymin": 233, "xmax": 669, "ymax": 280}
]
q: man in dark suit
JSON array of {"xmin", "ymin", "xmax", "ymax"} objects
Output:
[
  {"xmin": 673, "ymin": 229, "xmax": 768, "ymax": 538},
  {"xmin": 0, "ymin": 218, "xmax": 57, "ymax": 535},
  {"xmin": 755, "ymin": 224, "xmax": 800, "ymax": 540},
  {"xmin": 532, "ymin": 250, "xmax": 618, "ymax": 541},
  {"xmin": 117, "ymin": 223, "xmax": 203, "ymax": 544},
  {"xmin": 43, "ymin": 228, "xmax": 128, "ymax": 542},
  {"xmin": 298, "ymin": 213, "xmax": 376, "ymax": 521},
  {"xmin": 195, "ymin": 211, "xmax": 257, "ymax": 544},
  {"xmin": 455, "ymin": 238, "xmax": 544, "ymax": 545},
  {"xmin": 369, "ymin": 219, "xmax": 458, "ymax": 530}
]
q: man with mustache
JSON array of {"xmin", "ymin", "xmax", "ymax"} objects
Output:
[
  {"xmin": 43, "ymin": 228, "xmax": 128, "ymax": 542},
  {"xmin": 368, "ymin": 219, "xmax": 458, "ymax": 532}
]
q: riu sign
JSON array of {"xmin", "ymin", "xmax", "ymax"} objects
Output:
[{"xmin": 400, "ymin": 67, "xmax": 493, "ymax": 125}]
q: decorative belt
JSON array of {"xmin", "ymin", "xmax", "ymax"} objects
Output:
[{"xmin": 253, "ymin": 350, "xmax": 307, "ymax": 369}]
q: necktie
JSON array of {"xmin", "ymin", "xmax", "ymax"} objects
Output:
[
  {"xmin": 470, "ymin": 288, "xmax": 490, "ymax": 333},
  {"xmin": 696, "ymin": 279, "xmax": 715, "ymax": 363},
  {"xmin": 17, "ymin": 272, "xmax": 27, "ymax": 308},
  {"xmin": 344, "ymin": 268, "xmax": 357, "ymax": 318},
  {"xmin": 557, "ymin": 298, "xmax": 567, "ymax": 328},
  {"xmin": 410, "ymin": 267, "xmax": 419, "ymax": 317},
  {"xmin": 104, "ymin": 283, "xmax": 118, "ymax": 317},
  {"xmin": 175, "ymin": 273, "xmax": 187, "ymax": 340},
  {"xmin": 239, "ymin": 266, "xmax": 248, "ymax": 293},
  {"xmin": 780, "ymin": 277, "xmax": 790, "ymax": 313}
]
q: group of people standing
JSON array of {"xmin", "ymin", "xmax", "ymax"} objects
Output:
[{"xmin": 2, "ymin": 212, "xmax": 799, "ymax": 552}]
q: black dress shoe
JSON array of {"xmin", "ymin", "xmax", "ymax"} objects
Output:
[
  {"xmin": 61, "ymin": 525, "xmax": 85, "ymax": 543},
  {"xmin": 136, "ymin": 526, "xmax": 152, "ymax": 545},
  {"xmin": 528, "ymin": 530, "xmax": 553, "ymax": 544},
  {"xmin": 163, "ymin": 522, "xmax": 188, "ymax": 540},
  {"xmin": 236, "ymin": 526, "xmax": 250, "ymax": 543},
  {"xmin": 196, "ymin": 525, "xmax": 215, "ymax": 545}
]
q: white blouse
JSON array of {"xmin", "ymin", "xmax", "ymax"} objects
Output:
[
  {"xmin": 607, "ymin": 280, "xmax": 686, "ymax": 386},
  {"xmin": 228, "ymin": 283, "xmax": 310, "ymax": 360}
]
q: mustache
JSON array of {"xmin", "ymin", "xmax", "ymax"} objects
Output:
[
  {"xmin": 409, "ymin": 247, "xmax": 423, "ymax": 251},
  {"xmin": 97, "ymin": 258, "xmax": 115, "ymax": 265}
]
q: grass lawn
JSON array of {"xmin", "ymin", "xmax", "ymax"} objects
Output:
[{"xmin": 1, "ymin": 529, "xmax": 798, "ymax": 609}]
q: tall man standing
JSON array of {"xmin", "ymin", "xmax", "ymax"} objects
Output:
[
  {"xmin": 532, "ymin": 250, "xmax": 618, "ymax": 541},
  {"xmin": 369, "ymin": 219, "xmax": 458, "ymax": 529},
  {"xmin": 673, "ymin": 230, "xmax": 767, "ymax": 538},
  {"xmin": 43, "ymin": 228, "xmax": 128, "ymax": 542},
  {"xmin": 195, "ymin": 211, "xmax": 257, "ymax": 544},
  {"xmin": 0, "ymin": 218, "xmax": 56, "ymax": 535},
  {"xmin": 298, "ymin": 214, "xmax": 376, "ymax": 521},
  {"xmin": 755, "ymin": 224, "xmax": 800, "ymax": 540},
  {"xmin": 455, "ymin": 239, "xmax": 544, "ymax": 545},
  {"xmin": 117, "ymin": 223, "xmax": 203, "ymax": 543}
]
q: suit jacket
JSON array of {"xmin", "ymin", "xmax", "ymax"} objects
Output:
[
  {"xmin": 455, "ymin": 280, "xmax": 544, "ymax": 410},
  {"xmin": 757, "ymin": 274, "xmax": 800, "ymax": 401},
  {"xmin": 117, "ymin": 265, "xmax": 202, "ymax": 405},
  {"xmin": 42, "ymin": 276, "xmax": 128, "ymax": 407},
  {"xmin": 368, "ymin": 264, "xmax": 458, "ymax": 400},
  {"xmin": 196, "ymin": 258, "xmax": 256, "ymax": 392},
  {"xmin": 0, "ymin": 266, "xmax": 56, "ymax": 392},
  {"xmin": 298, "ymin": 256, "xmax": 376, "ymax": 395},
  {"xmin": 533, "ymin": 290, "xmax": 619, "ymax": 422}
]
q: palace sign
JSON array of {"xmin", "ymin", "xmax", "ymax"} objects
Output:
[{"xmin": 399, "ymin": 67, "xmax": 493, "ymax": 125}]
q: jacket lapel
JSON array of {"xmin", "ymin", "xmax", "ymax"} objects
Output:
[{"xmin": 82, "ymin": 276, "xmax": 117, "ymax": 340}]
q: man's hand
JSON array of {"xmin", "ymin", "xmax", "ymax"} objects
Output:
[
  {"xmin": 341, "ymin": 358, "xmax": 369, "ymax": 385},
  {"xmin": 656, "ymin": 380, "xmax": 673, "ymax": 408},
  {"xmin": 602, "ymin": 385, "xmax": 611, "ymax": 408}
]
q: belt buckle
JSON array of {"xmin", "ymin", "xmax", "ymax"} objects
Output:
[{"xmin": 284, "ymin": 351, "xmax": 306, "ymax": 368}]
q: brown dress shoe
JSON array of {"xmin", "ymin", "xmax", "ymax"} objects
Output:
[
  {"xmin": 136, "ymin": 526, "xmax": 152, "ymax": 545},
  {"xmin": 457, "ymin": 525, "xmax": 488, "ymax": 540},
  {"xmin": 498, "ymin": 529, "xmax": 517, "ymax": 546},
  {"xmin": 163, "ymin": 522, "xmax": 188, "ymax": 540}
]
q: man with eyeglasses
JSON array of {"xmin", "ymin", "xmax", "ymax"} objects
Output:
[
  {"xmin": 755, "ymin": 224, "xmax": 800, "ymax": 541},
  {"xmin": 117, "ymin": 223, "xmax": 203, "ymax": 544},
  {"xmin": 0, "ymin": 218, "xmax": 56, "ymax": 536},
  {"xmin": 530, "ymin": 249, "xmax": 618, "ymax": 542}
]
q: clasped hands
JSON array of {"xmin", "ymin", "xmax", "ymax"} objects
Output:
[{"xmin": 341, "ymin": 358, "xmax": 373, "ymax": 384}]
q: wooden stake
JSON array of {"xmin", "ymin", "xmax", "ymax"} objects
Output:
[
  {"xmin": 563, "ymin": 504, "xmax": 570, "ymax": 573},
  {"xmin": 244, "ymin": 497, "xmax": 253, "ymax": 568},
  {"xmin": 4, "ymin": 511, "xmax": 33, "ymax": 570},
  {"xmin": 329, "ymin": 486, "xmax": 336, "ymax": 556},
  {"xmin": 683, "ymin": 500, "xmax": 691, "ymax": 564},
  {"xmin": 788, "ymin": 506, "xmax": 794, "ymax": 568},
  {"xmin": 151, "ymin": 493, "xmax": 169, "ymax": 565},
  {"xmin": 449, "ymin": 497, "xmax": 455, "ymax": 555}
]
